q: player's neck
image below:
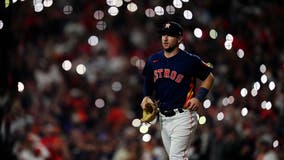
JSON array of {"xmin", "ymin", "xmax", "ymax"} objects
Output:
[{"xmin": 164, "ymin": 47, "xmax": 179, "ymax": 58}]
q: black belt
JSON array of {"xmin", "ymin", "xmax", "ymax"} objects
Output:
[{"xmin": 160, "ymin": 108, "xmax": 184, "ymax": 117}]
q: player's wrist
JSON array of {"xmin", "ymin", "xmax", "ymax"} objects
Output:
[{"xmin": 195, "ymin": 87, "xmax": 209, "ymax": 102}]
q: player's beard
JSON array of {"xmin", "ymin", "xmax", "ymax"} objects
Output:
[{"xmin": 164, "ymin": 43, "xmax": 179, "ymax": 53}]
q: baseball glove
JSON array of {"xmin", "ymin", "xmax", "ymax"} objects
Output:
[{"xmin": 140, "ymin": 102, "xmax": 158, "ymax": 123}]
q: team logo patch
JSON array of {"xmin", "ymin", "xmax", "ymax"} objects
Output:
[{"xmin": 153, "ymin": 59, "xmax": 159, "ymax": 63}]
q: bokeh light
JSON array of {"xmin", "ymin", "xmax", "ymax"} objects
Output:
[
  {"xmin": 18, "ymin": 82, "xmax": 24, "ymax": 92},
  {"xmin": 63, "ymin": 5, "xmax": 73, "ymax": 15},
  {"xmin": 139, "ymin": 125, "xmax": 149, "ymax": 134},
  {"xmin": 273, "ymin": 140, "xmax": 279, "ymax": 148},
  {"xmin": 166, "ymin": 5, "xmax": 175, "ymax": 15},
  {"xmin": 217, "ymin": 112, "xmax": 224, "ymax": 121},
  {"xmin": 127, "ymin": 2, "xmax": 138, "ymax": 12},
  {"xmin": 95, "ymin": 98, "xmax": 105, "ymax": 108},
  {"xmin": 112, "ymin": 81, "xmax": 122, "ymax": 92},
  {"xmin": 224, "ymin": 41, "xmax": 232, "ymax": 50},
  {"xmin": 193, "ymin": 28, "xmax": 202, "ymax": 38},
  {"xmin": 260, "ymin": 64, "xmax": 267, "ymax": 73},
  {"xmin": 96, "ymin": 21, "xmax": 107, "ymax": 30},
  {"xmin": 209, "ymin": 29, "xmax": 218, "ymax": 39},
  {"xmin": 132, "ymin": 119, "xmax": 141, "ymax": 127},
  {"xmin": 34, "ymin": 2, "xmax": 43, "ymax": 12},
  {"xmin": 241, "ymin": 107, "xmax": 248, "ymax": 117},
  {"xmin": 269, "ymin": 81, "xmax": 276, "ymax": 91},
  {"xmin": 145, "ymin": 8, "xmax": 155, "ymax": 17},
  {"xmin": 88, "ymin": 35, "xmax": 99, "ymax": 46},
  {"xmin": 183, "ymin": 10, "xmax": 193, "ymax": 20},
  {"xmin": 203, "ymin": 99, "xmax": 211, "ymax": 109},
  {"xmin": 43, "ymin": 0, "xmax": 53, "ymax": 7},
  {"xmin": 261, "ymin": 74, "xmax": 268, "ymax": 84},
  {"xmin": 142, "ymin": 134, "xmax": 151, "ymax": 142},
  {"xmin": 173, "ymin": 0, "xmax": 183, "ymax": 8},
  {"xmin": 108, "ymin": 6, "xmax": 119, "ymax": 16},
  {"xmin": 0, "ymin": 20, "xmax": 3, "ymax": 30},
  {"xmin": 154, "ymin": 6, "xmax": 164, "ymax": 16},
  {"xmin": 93, "ymin": 10, "xmax": 105, "ymax": 20},
  {"xmin": 62, "ymin": 60, "xmax": 72, "ymax": 71},
  {"xmin": 237, "ymin": 49, "xmax": 245, "ymax": 58},
  {"xmin": 198, "ymin": 116, "xmax": 206, "ymax": 125},
  {"xmin": 76, "ymin": 64, "xmax": 86, "ymax": 75},
  {"xmin": 240, "ymin": 88, "xmax": 248, "ymax": 97}
]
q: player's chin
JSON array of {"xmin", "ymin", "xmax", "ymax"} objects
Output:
[{"xmin": 162, "ymin": 44, "xmax": 169, "ymax": 48}]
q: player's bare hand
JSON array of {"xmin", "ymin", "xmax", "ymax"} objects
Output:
[
  {"xmin": 141, "ymin": 96, "xmax": 154, "ymax": 109},
  {"xmin": 184, "ymin": 98, "xmax": 201, "ymax": 111}
]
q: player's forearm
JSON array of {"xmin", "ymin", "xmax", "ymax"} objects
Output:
[
  {"xmin": 200, "ymin": 73, "xmax": 214, "ymax": 90},
  {"xmin": 195, "ymin": 73, "xmax": 214, "ymax": 101}
]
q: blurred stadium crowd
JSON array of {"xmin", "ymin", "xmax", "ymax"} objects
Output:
[{"xmin": 0, "ymin": 0, "xmax": 284, "ymax": 160}]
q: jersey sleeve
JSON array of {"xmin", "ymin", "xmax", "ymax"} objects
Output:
[
  {"xmin": 194, "ymin": 56, "xmax": 213, "ymax": 81},
  {"xmin": 142, "ymin": 58, "xmax": 154, "ymax": 96}
]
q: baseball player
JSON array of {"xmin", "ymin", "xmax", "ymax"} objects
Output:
[{"xmin": 140, "ymin": 21, "xmax": 214, "ymax": 160}]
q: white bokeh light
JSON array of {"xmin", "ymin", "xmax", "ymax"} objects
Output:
[
  {"xmin": 183, "ymin": 10, "xmax": 193, "ymax": 20},
  {"xmin": 222, "ymin": 97, "xmax": 229, "ymax": 106},
  {"xmin": 108, "ymin": 6, "xmax": 119, "ymax": 16},
  {"xmin": 132, "ymin": 119, "xmax": 141, "ymax": 127},
  {"xmin": 237, "ymin": 49, "xmax": 245, "ymax": 58},
  {"xmin": 240, "ymin": 88, "xmax": 248, "ymax": 97},
  {"xmin": 95, "ymin": 98, "xmax": 105, "ymax": 108},
  {"xmin": 166, "ymin": 5, "xmax": 175, "ymax": 15},
  {"xmin": 261, "ymin": 74, "xmax": 268, "ymax": 84},
  {"xmin": 173, "ymin": 0, "xmax": 183, "ymax": 8},
  {"xmin": 269, "ymin": 81, "xmax": 276, "ymax": 91},
  {"xmin": 93, "ymin": 10, "xmax": 104, "ymax": 20},
  {"xmin": 127, "ymin": 2, "xmax": 138, "ymax": 12},
  {"xmin": 251, "ymin": 88, "xmax": 258, "ymax": 97},
  {"xmin": 225, "ymin": 33, "xmax": 234, "ymax": 42},
  {"xmin": 34, "ymin": 2, "xmax": 43, "ymax": 12},
  {"xmin": 273, "ymin": 140, "xmax": 279, "ymax": 148},
  {"xmin": 0, "ymin": 20, "xmax": 3, "ymax": 30},
  {"xmin": 193, "ymin": 28, "xmax": 202, "ymax": 38},
  {"xmin": 260, "ymin": 64, "xmax": 267, "ymax": 73},
  {"xmin": 76, "ymin": 64, "xmax": 86, "ymax": 75},
  {"xmin": 18, "ymin": 82, "xmax": 24, "ymax": 92},
  {"xmin": 62, "ymin": 60, "xmax": 72, "ymax": 71},
  {"xmin": 253, "ymin": 81, "xmax": 261, "ymax": 91},
  {"xmin": 266, "ymin": 101, "xmax": 272, "ymax": 110},
  {"xmin": 241, "ymin": 107, "xmax": 248, "ymax": 117},
  {"xmin": 145, "ymin": 8, "xmax": 155, "ymax": 17},
  {"xmin": 106, "ymin": 0, "xmax": 115, "ymax": 6},
  {"xmin": 114, "ymin": 0, "xmax": 123, "ymax": 7},
  {"xmin": 142, "ymin": 134, "xmax": 151, "ymax": 142},
  {"xmin": 43, "ymin": 0, "xmax": 53, "ymax": 7},
  {"xmin": 88, "ymin": 35, "xmax": 99, "ymax": 46},
  {"xmin": 224, "ymin": 41, "xmax": 232, "ymax": 50},
  {"xmin": 154, "ymin": 6, "xmax": 164, "ymax": 16},
  {"xmin": 217, "ymin": 112, "xmax": 224, "ymax": 121},
  {"xmin": 63, "ymin": 5, "xmax": 73, "ymax": 15},
  {"xmin": 203, "ymin": 99, "xmax": 211, "ymax": 109}
]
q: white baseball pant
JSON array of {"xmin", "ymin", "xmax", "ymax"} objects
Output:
[{"xmin": 159, "ymin": 109, "xmax": 198, "ymax": 160}]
